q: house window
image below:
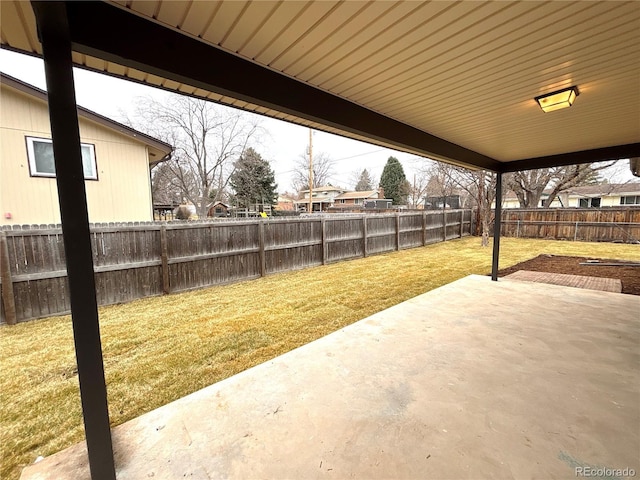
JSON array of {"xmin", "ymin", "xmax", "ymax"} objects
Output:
[
  {"xmin": 354, "ymin": 199, "xmax": 361, "ymax": 204},
  {"xmin": 579, "ymin": 197, "xmax": 601, "ymax": 208},
  {"xmin": 26, "ymin": 137, "xmax": 97, "ymax": 180},
  {"xmin": 620, "ymin": 195, "xmax": 640, "ymax": 205}
]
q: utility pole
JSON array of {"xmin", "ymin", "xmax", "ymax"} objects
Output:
[{"xmin": 307, "ymin": 128, "xmax": 313, "ymax": 213}]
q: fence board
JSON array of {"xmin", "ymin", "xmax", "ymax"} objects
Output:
[
  {"xmin": 2, "ymin": 212, "xmax": 473, "ymax": 324},
  {"xmin": 0, "ymin": 234, "xmax": 16, "ymax": 324},
  {"xmin": 399, "ymin": 214, "xmax": 423, "ymax": 249},
  {"xmin": 266, "ymin": 244, "xmax": 322, "ymax": 274},
  {"xmin": 327, "ymin": 238, "xmax": 363, "ymax": 263},
  {"xmin": 425, "ymin": 213, "xmax": 444, "ymax": 244},
  {"xmin": 499, "ymin": 207, "xmax": 640, "ymax": 243}
]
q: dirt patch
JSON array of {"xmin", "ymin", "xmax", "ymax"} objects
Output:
[{"xmin": 498, "ymin": 255, "xmax": 640, "ymax": 295}]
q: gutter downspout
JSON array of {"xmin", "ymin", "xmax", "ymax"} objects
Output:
[{"xmin": 149, "ymin": 151, "xmax": 173, "ymax": 220}]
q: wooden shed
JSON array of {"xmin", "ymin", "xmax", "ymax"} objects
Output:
[{"xmin": 207, "ymin": 201, "xmax": 230, "ymax": 218}]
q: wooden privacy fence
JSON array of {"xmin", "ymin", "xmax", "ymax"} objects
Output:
[
  {"xmin": 0, "ymin": 210, "xmax": 473, "ymax": 324},
  {"xmin": 498, "ymin": 207, "xmax": 640, "ymax": 243}
]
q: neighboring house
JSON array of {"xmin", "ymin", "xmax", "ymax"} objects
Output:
[
  {"xmin": 302, "ymin": 187, "xmax": 396, "ymax": 213},
  {"xmin": 294, "ymin": 185, "xmax": 345, "ymax": 212},
  {"xmin": 332, "ymin": 189, "xmax": 383, "ymax": 208},
  {"xmin": 0, "ymin": 73, "xmax": 172, "ymax": 225},
  {"xmin": 500, "ymin": 183, "xmax": 640, "ymax": 208},
  {"xmin": 274, "ymin": 194, "xmax": 295, "ymax": 211}
]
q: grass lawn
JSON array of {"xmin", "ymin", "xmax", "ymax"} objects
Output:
[{"xmin": 1, "ymin": 237, "xmax": 639, "ymax": 479}]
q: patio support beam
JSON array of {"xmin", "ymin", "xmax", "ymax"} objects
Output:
[
  {"xmin": 491, "ymin": 172, "xmax": 503, "ymax": 281},
  {"xmin": 60, "ymin": 0, "xmax": 500, "ymax": 172},
  {"xmin": 502, "ymin": 143, "xmax": 640, "ymax": 172},
  {"xmin": 31, "ymin": 2, "xmax": 116, "ymax": 479}
]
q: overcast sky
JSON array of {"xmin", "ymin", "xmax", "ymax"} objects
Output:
[
  {"xmin": 0, "ymin": 49, "xmax": 432, "ymax": 193},
  {"xmin": 1, "ymin": 49, "xmax": 634, "ymax": 191}
]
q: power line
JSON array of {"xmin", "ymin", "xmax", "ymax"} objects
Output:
[{"xmin": 273, "ymin": 148, "xmax": 388, "ymax": 176}]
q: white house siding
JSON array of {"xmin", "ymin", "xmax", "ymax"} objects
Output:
[
  {"xmin": 501, "ymin": 193, "xmax": 634, "ymax": 209},
  {"xmin": 1, "ymin": 85, "xmax": 153, "ymax": 224},
  {"xmin": 563, "ymin": 195, "xmax": 624, "ymax": 208}
]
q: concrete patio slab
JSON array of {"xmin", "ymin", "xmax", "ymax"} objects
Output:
[
  {"xmin": 21, "ymin": 275, "xmax": 640, "ymax": 480},
  {"xmin": 505, "ymin": 270, "xmax": 622, "ymax": 293}
]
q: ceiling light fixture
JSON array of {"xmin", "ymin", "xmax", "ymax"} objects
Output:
[{"xmin": 535, "ymin": 86, "xmax": 580, "ymax": 113}]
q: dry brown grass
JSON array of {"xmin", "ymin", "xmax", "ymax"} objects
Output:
[{"xmin": 2, "ymin": 237, "xmax": 639, "ymax": 479}]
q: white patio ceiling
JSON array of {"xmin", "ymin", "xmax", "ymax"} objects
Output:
[{"xmin": 2, "ymin": 1, "xmax": 639, "ymax": 170}]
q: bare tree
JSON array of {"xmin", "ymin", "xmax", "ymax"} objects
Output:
[
  {"xmin": 407, "ymin": 161, "xmax": 437, "ymax": 208},
  {"xmin": 425, "ymin": 161, "xmax": 458, "ymax": 209},
  {"xmin": 429, "ymin": 162, "xmax": 497, "ymax": 247},
  {"xmin": 128, "ymin": 95, "xmax": 262, "ymax": 218},
  {"xmin": 291, "ymin": 151, "xmax": 335, "ymax": 192},
  {"xmin": 150, "ymin": 160, "xmax": 183, "ymax": 205},
  {"xmin": 504, "ymin": 162, "xmax": 617, "ymax": 208},
  {"xmin": 465, "ymin": 169, "xmax": 498, "ymax": 247}
]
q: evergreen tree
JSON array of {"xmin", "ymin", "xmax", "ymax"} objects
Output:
[
  {"xmin": 229, "ymin": 148, "xmax": 278, "ymax": 208},
  {"xmin": 355, "ymin": 169, "xmax": 373, "ymax": 191},
  {"xmin": 379, "ymin": 156, "xmax": 409, "ymax": 204}
]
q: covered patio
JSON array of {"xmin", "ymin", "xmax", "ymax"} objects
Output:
[
  {"xmin": 21, "ymin": 275, "xmax": 639, "ymax": 479},
  {"xmin": 1, "ymin": 1, "xmax": 639, "ymax": 479}
]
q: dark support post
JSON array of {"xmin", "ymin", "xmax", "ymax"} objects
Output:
[
  {"xmin": 491, "ymin": 172, "xmax": 503, "ymax": 281},
  {"xmin": 32, "ymin": 2, "xmax": 116, "ymax": 479}
]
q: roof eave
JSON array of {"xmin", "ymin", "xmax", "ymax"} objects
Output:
[
  {"xmin": 0, "ymin": 71, "xmax": 173, "ymax": 156},
  {"xmin": 60, "ymin": 1, "xmax": 500, "ymax": 172}
]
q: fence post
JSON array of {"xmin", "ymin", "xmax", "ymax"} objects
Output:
[
  {"xmin": 0, "ymin": 232, "xmax": 17, "ymax": 325},
  {"xmin": 471, "ymin": 209, "xmax": 477, "ymax": 236},
  {"xmin": 574, "ymin": 221, "xmax": 579, "ymax": 241},
  {"xmin": 442, "ymin": 209, "xmax": 447, "ymax": 241},
  {"xmin": 321, "ymin": 217, "xmax": 327, "ymax": 265},
  {"xmin": 422, "ymin": 211, "xmax": 427, "ymax": 246},
  {"xmin": 160, "ymin": 225, "xmax": 170, "ymax": 294},
  {"xmin": 395, "ymin": 212, "xmax": 401, "ymax": 250},
  {"xmin": 258, "ymin": 221, "xmax": 266, "ymax": 276},
  {"xmin": 459, "ymin": 210, "xmax": 464, "ymax": 238},
  {"xmin": 362, "ymin": 215, "xmax": 368, "ymax": 258}
]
